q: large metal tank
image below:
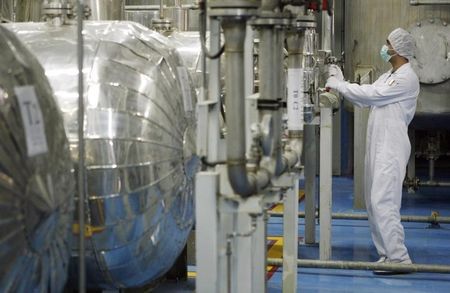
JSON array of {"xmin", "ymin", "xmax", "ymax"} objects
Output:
[
  {"xmin": 169, "ymin": 31, "xmax": 204, "ymax": 92},
  {"xmin": 344, "ymin": 0, "xmax": 450, "ymax": 127},
  {"xmin": 87, "ymin": 0, "xmax": 125, "ymax": 20},
  {"xmin": 0, "ymin": 26, "xmax": 74, "ymax": 292},
  {"xmin": 5, "ymin": 21, "xmax": 197, "ymax": 289},
  {"xmin": 125, "ymin": 0, "xmax": 200, "ymax": 31}
]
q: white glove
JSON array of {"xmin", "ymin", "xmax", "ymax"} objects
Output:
[
  {"xmin": 325, "ymin": 76, "xmax": 342, "ymax": 90},
  {"xmin": 329, "ymin": 64, "xmax": 344, "ymax": 81}
]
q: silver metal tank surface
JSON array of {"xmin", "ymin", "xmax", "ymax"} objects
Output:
[
  {"xmin": 168, "ymin": 31, "xmax": 204, "ymax": 92},
  {"xmin": 5, "ymin": 21, "xmax": 197, "ymax": 289},
  {"xmin": 0, "ymin": 26, "xmax": 74, "ymax": 292},
  {"xmin": 409, "ymin": 18, "xmax": 450, "ymax": 128},
  {"xmin": 344, "ymin": 1, "xmax": 450, "ymax": 127}
]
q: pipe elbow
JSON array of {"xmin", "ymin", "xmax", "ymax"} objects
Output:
[
  {"xmin": 228, "ymin": 164, "xmax": 272, "ymax": 197},
  {"xmin": 228, "ymin": 164, "xmax": 257, "ymax": 197}
]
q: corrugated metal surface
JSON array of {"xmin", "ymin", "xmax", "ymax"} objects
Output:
[
  {"xmin": 5, "ymin": 21, "xmax": 197, "ymax": 289},
  {"xmin": 0, "ymin": 25, "xmax": 74, "ymax": 292}
]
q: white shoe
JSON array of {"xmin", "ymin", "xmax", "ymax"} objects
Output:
[{"xmin": 373, "ymin": 258, "xmax": 413, "ymax": 275}]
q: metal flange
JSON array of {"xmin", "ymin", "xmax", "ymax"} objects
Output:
[
  {"xmin": 291, "ymin": 20, "xmax": 317, "ymax": 29},
  {"xmin": 209, "ymin": 0, "xmax": 259, "ymax": 9},
  {"xmin": 289, "ymin": 15, "xmax": 317, "ymax": 30},
  {"xmin": 152, "ymin": 18, "xmax": 173, "ymax": 32},
  {"xmin": 42, "ymin": 3, "xmax": 73, "ymax": 17},
  {"xmin": 251, "ymin": 16, "xmax": 291, "ymax": 27},
  {"xmin": 250, "ymin": 10, "xmax": 292, "ymax": 27},
  {"xmin": 209, "ymin": 8, "xmax": 258, "ymax": 19}
]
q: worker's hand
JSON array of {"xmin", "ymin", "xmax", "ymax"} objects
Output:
[
  {"xmin": 325, "ymin": 76, "xmax": 341, "ymax": 90},
  {"xmin": 329, "ymin": 64, "xmax": 344, "ymax": 81}
]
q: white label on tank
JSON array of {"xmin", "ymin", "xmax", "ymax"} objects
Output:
[
  {"xmin": 15, "ymin": 86, "xmax": 48, "ymax": 157},
  {"xmin": 177, "ymin": 66, "xmax": 193, "ymax": 113},
  {"xmin": 287, "ymin": 68, "xmax": 304, "ymax": 131}
]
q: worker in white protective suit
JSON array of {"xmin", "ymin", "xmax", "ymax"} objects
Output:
[{"xmin": 326, "ymin": 28, "xmax": 420, "ymax": 275}]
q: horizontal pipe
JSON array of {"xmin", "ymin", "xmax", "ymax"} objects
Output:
[
  {"xmin": 410, "ymin": 0, "xmax": 450, "ymax": 5},
  {"xmin": 268, "ymin": 211, "xmax": 450, "ymax": 223},
  {"xmin": 268, "ymin": 258, "xmax": 450, "ymax": 274},
  {"xmin": 419, "ymin": 181, "xmax": 450, "ymax": 187},
  {"xmin": 124, "ymin": 4, "xmax": 196, "ymax": 10}
]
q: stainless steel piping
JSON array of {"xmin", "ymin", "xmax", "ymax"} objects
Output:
[
  {"xmin": 221, "ymin": 0, "xmax": 294, "ymax": 196},
  {"xmin": 274, "ymin": 26, "xmax": 288, "ymax": 174},
  {"xmin": 257, "ymin": 2, "xmax": 293, "ymax": 175},
  {"xmin": 268, "ymin": 211, "xmax": 450, "ymax": 223},
  {"xmin": 267, "ymin": 258, "xmax": 450, "ymax": 274},
  {"xmin": 285, "ymin": 29, "xmax": 305, "ymax": 166},
  {"xmin": 410, "ymin": 0, "xmax": 450, "ymax": 5},
  {"xmin": 420, "ymin": 181, "xmax": 450, "ymax": 187},
  {"xmin": 286, "ymin": 33, "xmax": 303, "ymax": 74},
  {"xmin": 222, "ymin": 19, "xmax": 271, "ymax": 197},
  {"xmin": 76, "ymin": 1, "xmax": 86, "ymax": 292},
  {"xmin": 258, "ymin": 26, "xmax": 286, "ymax": 175},
  {"xmin": 320, "ymin": 1, "xmax": 332, "ymax": 52},
  {"xmin": 429, "ymin": 159, "xmax": 435, "ymax": 182}
]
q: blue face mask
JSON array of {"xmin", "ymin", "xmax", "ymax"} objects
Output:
[{"xmin": 380, "ymin": 45, "xmax": 395, "ymax": 62}]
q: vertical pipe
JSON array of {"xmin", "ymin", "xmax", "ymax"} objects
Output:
[
  {"xmin": 258, "ymin": 25, "xmax": 284, "ymax": 175},
  {"xmin": 259, "ymin": 28, "xmax": 276, "ymax": 102},
  {"xmin": 195, "ymin": 172, "xmax": 219, "ymax": 293},
  {"xmin": 244, "ymin": 23, "xmax": 255, "ymax": 151},
  {"xmin": 13, "ymin": 0, "xmax": 17, "ymax": 21},
  {"xmin": 286, "ymin": 31, "xmax": 305, "ymax": 133},
  {"xmin": 429, "ymin": 159, "xmax": 435, "ymax": 182},
  {"xmin": 235, "ymin": 214, "xmax": 252, "ymax": 293},
  {"xmin": 274, "ymin": 27, "xmax": 285, "ymax": 174},
  {"xmin": 283, "ymin": 174, "xmax": 299, "ymax": 293},
  {"xmin": 206, "ymin": 18, "xmax": 221, "ymax": 162},
  {"xmin": 319, "ymin": 107, "xmax": 332, "ymax": 260},
  {"xmin": 222, "ymin": 19, "xmax": 258, "ymax": 197},
  {"xmin": 251, "ymin": 214, "xmax": 266, "ymax": 293},
  {"xmin": 159, "ymin": 0, "xmax": 164, "ymax": 19},
  {"xmin": 223, "ymin": 19, "xmax": 247, "ymax": 180},
  {"xmin": 76, "ymin": 1, "xmax": 86, "ymax": 292},
  {"xmin": 321, "ymin": 0, "xmax": 334, "ymax": 53},
  {"xmin": 304, "ymin": 124, "xmax": 316, "ymax": 244},
  {"xmin": 321, "ymin": 11, "xmax": 332, "ymax": 52}
]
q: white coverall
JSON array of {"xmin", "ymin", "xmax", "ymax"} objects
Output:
[{"xmin": 334, "ymin": 63, "xmax": 419, "ymax": 262}]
